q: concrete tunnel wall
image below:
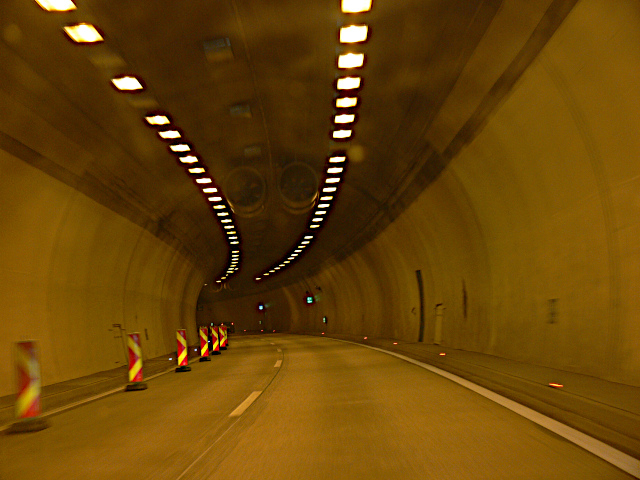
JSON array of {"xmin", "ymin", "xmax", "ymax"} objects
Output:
[
  {"xmin": 0, "ymin": 148, "xmax": 204, "ymax": 397},
  {"xmin": 209, "ymin": 1, "xmax": 640, "ymax": 387}
]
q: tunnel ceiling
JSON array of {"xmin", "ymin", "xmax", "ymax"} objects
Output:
[{"xmin": 0, "ymin": 0, "xmax": 575, "ymax": 300}]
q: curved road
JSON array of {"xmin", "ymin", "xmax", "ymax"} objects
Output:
[{"xmin": 0, "ymin": 335, "xmax": 632, "ymax": 479}]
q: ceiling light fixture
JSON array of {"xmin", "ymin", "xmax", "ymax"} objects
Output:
[
  {"xmin": 327, "ymin": 167, "xmax": 344, "ymax": 174},
  {"xmin": 334, "ymin": 114, "xmax": 356, "ymax": 124},
  {"xmin": 310, "ymin": 224, "xmax": 320, "ymax": 229},
  {"xmin": 339, "ymin": 25, "xmax": 369, "ymax": 43},
  {"xmin": 35, "ymin": 0, "xmax": 76, "ymax": 11},
  {"xmin": 179, "ymin": 155, "xmax": 198, "ymax": 164},
  {"xmin": 170, "ymin": 144, "xmax": 190, "ymax": 152},
  {"xmin": 202, "ymin": 187, "xmax": 218, "ymax": 193},
  {"xmin": 332, "ymin": 129, "xmax": 352, "ymax": 139},
  {"xmin": 335, "ymin": 97, "xmax": 358, "ymax": 109},
  {"xmin": 209, "ymin": 196, "xmax": 223, "ymax": 202},
  {"xmin": 329, "ymin": 156, "xmax": 346, "ymax": 163},
  {"xmin": 341, "ymin": 0, "xmax": 372, "ymax": 13},
  {"xmin": 318, "ymin": 204, "xmax": 331, "ymax": 208},
  {"xmin": 338, "ymin": 53, "xmax": 365, "ymax": 69},
  {"xmin": 337, "ymin": 76, "xmax": 361, "ymax": 90},
  {"xmin": 188, "ymin": 167, "xmax": 205, "ymax": 174},
  {"xmin": 196, "ymin": 178, "xmax": 212, "ymax": 184},
  {"xmin": 304, "ymin": 236, "xmax": 314, "ymax": 240},
  {"xmin": 326, "ymin": 177, "xmax": 341, "ymax": 183},
  {"xmin": 158, "ymin": 129, "xmax": 181, "ymax": 139},
  {"xmin": 323, "ymin": 187, "xmax": 337, "ymax": 193},
  {"xmin": 111, "ymin": 75, "xmax": 144, "ymax": 91},
  {"xmin": 221, "ymin": 219, "xmax": 232, "ymax": 223},
  {"xmin": 63, "ymin": 24, "xmax": 103, "ymax": 43},
  {"xmin": 145, "ymin": 114, "xmax": 171, "ymax": 126}
]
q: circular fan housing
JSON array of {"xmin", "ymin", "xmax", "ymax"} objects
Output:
[
  {"xmin": 225, "ymin": 166, "xmax": 267, "ymax": 218},
  {"xmin": 278, "ymin": 162, "xmax": 318, "ymax": 214}
]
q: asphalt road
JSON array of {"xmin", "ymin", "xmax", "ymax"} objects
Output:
[{"xmin": 0, "ymin": 335, "xmax": 633, "ymax": 479}]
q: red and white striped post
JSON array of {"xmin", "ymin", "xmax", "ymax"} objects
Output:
[
  {"xmin": 220, "ymin": 325, "xmax": 228, "ymax": 350},
  {"xmin": 8, "ymin": 341, "xmax": 49, "ymax": 433},
  {"xmin": 175, "ymin": 329, "xmax": 191, "ymax": 372},
  {"xmin": 125, "ymin": 332, "xmax": 147, "ymax": 391},
  {"xmin": 199, "ymin": 326, "xmax": 211, "ymax": 362},
  {"xmin": 211, "ymin": 326, "xmax": 221, "ymax": 355}
]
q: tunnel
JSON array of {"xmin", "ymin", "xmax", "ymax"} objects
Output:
[{"xmin": 1, "ymin": 0, "xmax": 639, "ymax": 478}]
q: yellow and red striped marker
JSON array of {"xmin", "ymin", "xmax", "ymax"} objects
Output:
[
  {"xmin": 125, "ymin": 333, "xmax": 147, "ymax": 390},
  {"xmin": 8, "ymin": 341, "xmax": 49, "ymax": 432},
  {"xmin": 175, "ymin": 329, "xmax": 191, "ymax": 372},
  {"xmin": 220, "ymin": 325, "xmax": 228, "ymax": 350},
  {"xmin": 199, "ymin": 327, "xmax": 211, "ymax": 362},
  {"xmin": 211, "ymin": 326, "xmax": 221, "ymax": 354}
]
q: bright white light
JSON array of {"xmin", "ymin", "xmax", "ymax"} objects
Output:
[
  {"xmin": 327, "ymin": 167, "xmax": 344, "ymax": 174},
  {"xmin": 179, "ymin": 155, "xmax": 198, "ymax": 164},
  {"xmin": 35, "ymin": 0, "xmax": 76, "ymax": 12},
  {"xmin": 316, "ymin": 210, "xmax": 327, "ymax": 215},
  {"xmin": 318, "ymin": 204, "xmax": 330, "ymax": 208},
  {"xmin": 337, "ymin": 76, "xmax": 361, "ymax": 90},
  {"xmin": 209, "ymin": 196, "xmax": 223, "ymax": 202},
  {"xmin": 284, "ymin": 261, "xmax": 290, "ymax": 264},
  {"xmin": 213, "ymin": 205, "xmax": 225, "ymax": 209},
  {"xmin": 233, "ymin": 250, "xmax": 240, "ymax": 254},
  {"xmin": 224, "ymin": 225, "xmax": 234, "ymax": 229},
  {"xmin": 158, "ymin": 130, "xmax": 181, "ymax": 139},
  {"xmin": 228, "ymin": 231, "xmax": 237, "ymax": 235},
  {"xmin": 196, "ymin": 178, "xmax": 212, "ymax": 184},
  {"xmin": 170, "ymin": 144, "xmax": 190, "ymax": 152},
  {"xmin": 217, "ymin": 212, "xmax": 229, "ymax": 216},
  {"xmin": 188, "ymin": 167, "xmax": 205, "ymax": 174},
  {"xmin": 145, "ymin": 115, "xmax": 170, "ymax": 126},
  {"xmin": 340, "ymin": 25, "xmax": 368, "ymax": 43},
  {"xmin": 229, "ymin": 236, "xmax": 237, "ymax": 240},
  {"xmin": 320, "ymin": 196, "xmax": 333, "ymax": 201},
  {"xmin": 333, "ymin": 129, "xmax": 352, "ymax": 139},
  {"xmin": 255, "ymin": 278, "xmax": 261, "ymax": 281},
  {"xmin": 329, "ymin": 156, "xmax": 346, "ymax": 163},
  {"xmin": 323, "ymin": 187, "xmax": 337, "ymax": 193},
  {"xmin": 301, "ymin": 241, "xmax": 310, "ymax": 245},
  {"xmin": 310, "ymin": 224, "xmax": 320, "ymax": 228},
  {"xmin": 304, "ymin": 235, "xmax": 314, "ymax": 239},
  {"xmin": 221, "ymin": 219, "xmax": 232, "ymax": 223},
  {"xmin": 111, "ymin": 76, "xmax": 144, "ymax": 91},
  {"xmin": 326, "ymin": 177, "xmax": 341, "ymax": 183},
  {"xmin": 230, "ymin": 241, "xmax": 239, "ymax": 245},
  {"xmin": 63, "ymin": 24, "xmax": 103, "ymax": 43},
  {"xmin": 202, "ymin": 187, "xmax": 218, "ymax": 193},
  {"xmin": 291, "ymin": 253, "xmax": 298, "ymax": 257},
  {"xmin": 312, "ymin": 218, "xmax": 323, "ymax": 222},
  {"xmin": 338, "ymin": 53, "xmax": 365, "ymax": 69},
  {"xmin": 336, "ymin": 97, "xmax": 358, "ymax": 109},
  {"xmin": 334, "ymin": 114, "xmax": 355, "ymax": 124},
  {"xmin": 341, "ymin": 0, "xmax": 372, "ymax": 13}
]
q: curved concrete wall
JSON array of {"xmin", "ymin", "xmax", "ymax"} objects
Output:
[
  {"xmin": 211, "ymin": 0, "xmax": 640, "ymax": 386},
  {"xmin": 0, "ymin": 149, "xmax": 203, "ymax": 397}
]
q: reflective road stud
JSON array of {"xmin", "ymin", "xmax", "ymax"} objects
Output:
[
  {"xmin": 199, "ymin": 327, "xmax": 211, "ymax": 362},
  {"xmin": 125, "ymin": 333, "xmax": 148, "ymax": 391},
  {"xmin": 175, "ymin": 329, "xmax": 191, "ymax": 372},
  {"xmin": 220, "ymin": 325, "xmax": 228, "ymax": 350},
  {"xmin": 211, "ymin": 326, "xmax": 221, "ymax": 355},
  {"xmin": 8, "ymin": 341, "xmax": 49, "ymax": 433}
]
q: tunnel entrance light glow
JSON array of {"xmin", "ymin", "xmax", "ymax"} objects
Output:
[
  {"xmin": 111, "ymin": 76, "xmax": 144, "ymax": 91},
  {"xmin": 179, "ymin": 155, "xmax": 198, "ymax": 164},
  {"xmin": 145, "ymin": 114, "xmax": 170, "ymax": 126},
  {"xmin": 337, "ymin": 76, "xmax": 361, "ymax": 90},
  {"xmin": 338, "ymin": 53, "xmax": 365, "ymax": 69},
  {"xmin": 340, "ymin": 25, "xmax": 368, "ymax": 43},
  {"xmin": 341, "ymin": 0, "xmax": 372, "ymax": 13},
  {"xmin": 334, "ymin": 114, "xmax": 355, "ymax": 124},
  {"xmin": 36, "ymin": 0, "xmax": 76, "ymax": 11},
  {"xmin": 63, "ymin": 24, "xmax": 103, "ymax": 43},
  {"xmin": 335, "ymin": 97, "xmax": 358, "ymax": 109}
]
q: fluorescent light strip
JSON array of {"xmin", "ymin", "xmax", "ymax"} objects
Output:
[
  {"xmin": 145, "ymin": 115, "xmax": 170, "ymax": 126},
  {"xmin": 63, "ymin": 24, "xmax": 103, "ymax": 43},
  {"xmin": 36, "ymin": 0, "xmax": 76, "ymax": 12},
  {"xmin": 341, "ymin": 0, "xmax": 372, "ymax": 13},
  {"xmin": 338, "ymin": 53, "xmax": 365, "ymax": 69},
  {"xmin": 340, "ymin": 25, "xmax": 368, "ymax": 43},
  {"xmin": 111, "ymin": 76, "xmax": 144, "ymax": 91},
  {"xmin": 337, "ymin": 76, "xmax": 361, "ymax": 90}
]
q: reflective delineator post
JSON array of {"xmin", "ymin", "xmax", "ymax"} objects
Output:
[
  {"xmin": 220, "ymin": 325, "xmax": 228, "ymax": 350},
  {"xmin": 125, "ymin": 333, "xmax": 148, "ymax": 391},
  {"xmin": 175, "ymin": 329, "xmax": 191, "ymax": 372},
  {"xmin": 211, "ymin": 326, "xmax": 221, "ymax": 355},
  {"xmin": 199, "ymin": 327, "xmax": 211, "ymax": 362},
  {"xmin": 7, "ymin": 341, "xmax": 49, "ymax": 433}
]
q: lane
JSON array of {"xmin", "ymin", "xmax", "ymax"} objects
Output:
[
  {"xmin": 184, "ymin": 335, "xmax": 632, "ymax": 480},
  {"xmin": 0, "ymin": 336, "xmax": 281, "ymax": 480}
]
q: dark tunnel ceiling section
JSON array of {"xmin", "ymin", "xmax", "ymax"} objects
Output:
[{"xmin": 0, "ymin": 0, "xmax": 579, "ymax": 300}]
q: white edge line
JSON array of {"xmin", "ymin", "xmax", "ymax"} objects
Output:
[
  {"xmin": 274, "ymin": 359, "xmax": 282, "ymax": 368},
  {"xmin": 0, "ymin": 365, "xmax": 177, "ymax": 433},
  {"xmin": 333, "ymin": 338, "xmax": 640, "ymax": 479},
  {"xmin": 229, "ymin": 391, "xmax": 262, "ymax": 418}
]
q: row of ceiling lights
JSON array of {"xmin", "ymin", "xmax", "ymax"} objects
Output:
[
  {"xmin": 34, "ymin": 0, "xmax": 241, "ymax": 284},
  {"xmin": 253, "ymin": 0, "xmax": 372, "ymax": 282}
]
